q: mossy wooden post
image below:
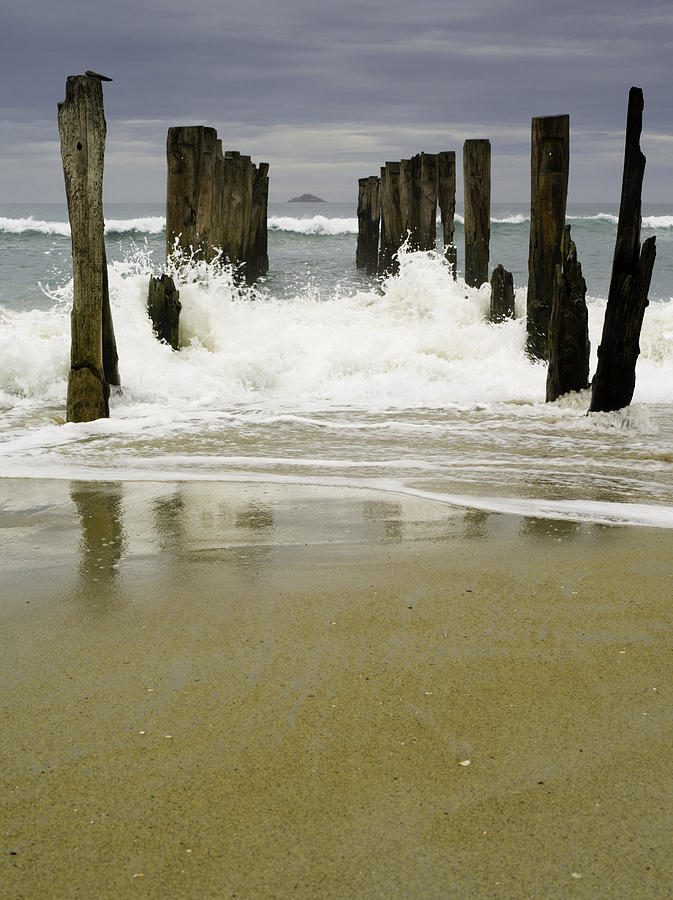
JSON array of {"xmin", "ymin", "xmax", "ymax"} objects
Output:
[
  {"xmin": 419, "ymin": 153, "xmax": 438, "ymax": 251},
  {"xmin": 589, "ymin": 87, "xmax": 656, "ymax": 412},
  {"xmin": 526, "ymin": 115, "xmax": 569, "ymax": 359},
  {"xmin": 546, "ymin": 226, "xmax": 590, "ymax": 401},
  {"xmin": 356, "ymin": 176, "xmax": 380, "ymax": 275},
  {"xmin": 463, "ymin": 140, "xmax": 491, "ymax": 287},
  {"xmin": 489, "ymin": 265, "xmax": 515, "ymax": 323},
  {"xmin": 437, "ymin": 151, "xmax": 457, "ymax": 277},
  {"xmin": 58, "ymin": 74, "xmax": 119, "ymax": 422},
  {"xmin": 147, "ymin": 274, "xmax": 181, "ymax": 350}
]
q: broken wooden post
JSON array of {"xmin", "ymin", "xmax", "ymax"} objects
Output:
[
  {"xmin": 463, "ymin": 140, "xmax": 491, "ymax": 287},
  {"xmin": 437, "ymin": 151, "xmax": 457, "ymax": 277},
  {"xmin": 526, "ymin": 115, "xmax": 570, "ymax": 359},
  {"xmin": 166, "ymin": 129, "xmax": 268, "ymax": 283},
  {"xmin": 546, "ymin": 226, "xmax": 590, "ymax": 401},
  {"xmin": 58, "ymin": 74, "xmax": 119, "ymax": 422},
  {"xmin": 147, "ymin": 274, "xmax": 181, "ymax": 350},
  {"xmin": 356, "ymin": 176, "xmax": 381, "ymax": 275},
  {"xmin": 589, "ymin": 87, "xmax": 656, "ymax": 412},
  {"xmin": 379, "ymin": 162, "xmax": 402, "ymax": 274},
  {"xmin": 489, "ymin": 265, "xmax": 515, "ymax": 323}
]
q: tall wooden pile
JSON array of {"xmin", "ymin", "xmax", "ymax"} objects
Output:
[
  {"xmin": 589, "ymin": 87, "xmax": 656, "ymax": 412},
  {"xmin": 373, "ymin": 151, "xmax": 456, "ymax": 275},
  {"xmin": 526, "ymin": 115, "xmax": 569, "ymax": 359},
  {"xmin": 356, "ymin": 176, "xmax": 380, "ymax": 275},
  {"xmin": 437, "ymin": 151, "xmax": 457, "ymax": 276},
  {"xmin": 463, "ymin": 140, "xmax": 491, "ymax": 288},
  {"xmin": 166, "ymin": 127, "xmax": 269, "ymax": 284},
  {"xmin": 546, "ymin": 226, "xmax": 590, "ymax": 402},
  {"xmin": 58, "ymin": 73, "xmax": 120, "ymax": 423},
  {"xmin": 379, "ymin": 162, "xmax": 403, "ymax": 274}
]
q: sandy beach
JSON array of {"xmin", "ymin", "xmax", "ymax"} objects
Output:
[{"xmin": 1, "ymin": 477, "xmax": 672, "ymax": 898}]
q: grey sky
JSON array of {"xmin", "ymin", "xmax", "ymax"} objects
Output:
[{"xmin": 1, "ymin": 0, "xmax": 671, "ymax": 204}]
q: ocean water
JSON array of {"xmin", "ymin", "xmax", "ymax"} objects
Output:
[{"xmin": 1, "ymin": 200, "xmax": 672, "ymax": 528}]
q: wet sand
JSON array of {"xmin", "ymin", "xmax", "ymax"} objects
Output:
[{"xmin": 1, "ymin": 478, "xmax": 672, "ymax": 898}]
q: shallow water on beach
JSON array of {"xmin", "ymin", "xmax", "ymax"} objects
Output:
[{"xmin": 1, "ymin": 201, "xmax": 672, "ymax": 527}]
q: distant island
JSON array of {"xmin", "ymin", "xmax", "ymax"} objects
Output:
[{"xmin": 288, "ymin": 193, "xmax": 326, "ymax": 203}]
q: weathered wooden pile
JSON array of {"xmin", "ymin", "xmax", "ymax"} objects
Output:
[
  {"xmin": 589, "ymin": 87, "xmax": 656, "ymax": 412},
  {"xmin": 356, "ymin": 151, "xmax": 458, "ymax": 276},
  {"xmin": 527, "ymin": 115, "xmax": 570, "ymax": 360},
  {"xmin": 537, "ymin": 89, "xmax": 655, "ymax": 410},
  {"xmin": 58, "ymin": 73, "xmax": 120, "ymax": 423},
  {"xmin": 56, "ymin": 72, "xmax": 655, "ymax": 424},
  {"xmin": 463, "ymin": 140, "xmax": 491, "ymax": 288},
  {"xmin": 166, "ymin": 126, "xmax": 269, "ymax": 284}
]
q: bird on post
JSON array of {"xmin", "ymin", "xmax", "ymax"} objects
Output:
[{"xmin": 85, "ymin": 70, "xmax": 113, "ymax": 81}]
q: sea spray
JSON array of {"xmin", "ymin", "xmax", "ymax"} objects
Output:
[{"xmin": 1, "ymin": 206, "xmax": 671, "ymax": 525}]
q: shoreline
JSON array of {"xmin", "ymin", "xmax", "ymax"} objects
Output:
[{"xmin": 2, "ymin": 478, "xmax": 673, "ymax": 897}]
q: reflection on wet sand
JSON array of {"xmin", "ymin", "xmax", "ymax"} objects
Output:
[
  {"xmin": 462, "ymin": 508, "xmax": 490, "ymax": 540},
  {"xmin": 520, "ymin": 516, "xmax": 580, "ymax": 539},
  {"xmin": 70, "ymin": 482, "xmax": 125, "ymax": 583},
  {"xmin": 152, "ymin": 492, "xmax": 186, "ymax": 552},
  {"xmin": 362, "ymin": 500, "xmax": 404, "ymax": 542}
]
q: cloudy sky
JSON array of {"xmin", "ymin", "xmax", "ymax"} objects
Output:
[{"xmin": 1, "ymin": 0, "xmax": 671, "ymax": 205}]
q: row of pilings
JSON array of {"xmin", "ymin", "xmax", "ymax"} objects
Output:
[
  {"xmin": 355, "ymin": 123, "xmax": 570, "ymax": 352},
  {"xmin": 356, "ymin": 151, "xmax": 458, "ymax": 278},
  {"xmin": 58, "ymin": 73, "xmax": 655, "ymax": 425},
  {"xmin": 355, "ymin": 90, "xmax": 655, "ymax": 411},
  {"xmin": 166, "ymin": 126, "xmax": 269, "ymax": 283}
]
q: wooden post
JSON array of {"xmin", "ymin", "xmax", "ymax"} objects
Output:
[
  {"xmin": 101, "ymin": 250, "xmax": 120, "ymax": 386},
  {"xmin": 546, "ymin": 226, "xmax": 590, "ymax": 401},
  {"xmin": 398, "ymin": 157, "xmax": 417, "ymax": 249},
  {"xmin": 437, "ymin": 151, "xmax": 457, "ymax": 277},
  {"xmin": 167, "ymin": 132, "xmax": 269, "ymax": 283},
  {"xmin": 526, "ymin": 115, "xmax": 569, "ymax": 359},
  {"xmin": 166, "ymin": 126, "xmax": 219, "ymax": 259},
  {"xmin": 147, "ymin": 274, "xmax": 181, "ymax": 350},
  {"xmin": 247, "ymin": 161, "xmax": 269, "ymax": 283},
  {"xmin": 489, "ymin": 265, "xmax": 515, "ymax": 323},
  {"xmin": 463, "ymin": 140, "xmax": 491, "ymax": 287},
  {"xmin": 379, "ymin": 162, "xmax": 402, "ymax": 274},
  {"xmin": 356, "ymin": 176, "xmax": 380, "ymax": 275},
  {"xmin": 589, "ymin": 88, "xmax": 656, "ymax": 412},
  {"xmin": 419, "ymin": 153, "xmax": 438, "ymax": 251},
  {"xmin": 58, "ymin": 74, "xmax": 119, "ymax": 422}
]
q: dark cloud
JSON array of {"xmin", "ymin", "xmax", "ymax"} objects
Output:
[{"xmin": 1, "ymin": 0, "xmax": 670, "ymax": 202}]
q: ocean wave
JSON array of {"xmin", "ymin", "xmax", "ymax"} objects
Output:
[
  {"xmin": 268, "ymin": 215, "xmax": 358, "ymax": 235},
  {"xmin": 0, "ymin": 216, "xmax": 71, "ymax": 236},
  {"xmin": 2, "ymin": 246, "xmax": 672, "ymax": 413},
  {"xmin": 0, "ymin": 216, "xmax": 166, "ymax": 236},
  {"xmin": 567, "ymin": 213, "xmax": 673, "ymax": 229},
  {"xmin": 491, "ymin": 214, "xmax": 529, "ymax": 224},
  {"xmin": 642, "ymin": 215, "xmax": 673, "ymax": 229},
  {"xmin": 105, "ymin": 217, "xmax": 166, "ymax": 234},
  {"xmin": 567, "ymin": 213, "xmax": 619, "ymax": 225}
]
